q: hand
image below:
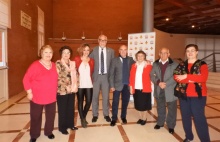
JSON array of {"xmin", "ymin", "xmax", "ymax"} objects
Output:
[
  {"xmin": 159, "ymin": 82, "xmax": 166, "ymax": 89},
  {"xmin": 111, "ymin": 88, "xmax": 115, "ymax": 92},
  {"xmin": 72, "ymin": 85, "xmax": 78, "ymax": 93},
  {"xmin": 130, "ymin": 86, "xmax": 133, "ymax": 95},
  {"xmin": 146, "ymin": 60, "xmax": 151, "ymax": 65},
  {"xmin": 27, "ymin": 92, "xmax": 33, "ymax": 100},
  {"xmin": 72, "ymin": 88, "xmax": 78, "ymax": 93},
  {"xmin": 175, "ymin": 74, "xmax": 187, "ymax": 81}
]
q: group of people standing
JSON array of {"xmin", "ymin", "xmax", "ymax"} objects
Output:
[{"xmin": 23, "ymin": 34, "xmax": 210, "ymax": 142}]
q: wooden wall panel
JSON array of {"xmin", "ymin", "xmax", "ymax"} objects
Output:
[
  {"xmin": 7, "ymin": 0, "xmax": 53, "ymax": 97},
  {"xmin": 52, "ymin": 0, "xmax": 143, "ymax": 40}
]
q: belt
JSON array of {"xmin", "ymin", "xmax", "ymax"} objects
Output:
[{"xmin": 135, "ymin": 89, "xmax": 143, "ymax": 92}]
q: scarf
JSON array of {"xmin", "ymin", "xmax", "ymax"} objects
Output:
[
  {"xmin": 61, "ymin": 59, "xmax": 78, "ymax": 93},
  {"xmin": 173, "ymin": 59, "xmax": 206, "ymax": 99}
]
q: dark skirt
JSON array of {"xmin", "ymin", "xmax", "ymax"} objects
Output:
[{"xmin": 133, "ymin": 89, "xmax": 152, "ymax": 111}]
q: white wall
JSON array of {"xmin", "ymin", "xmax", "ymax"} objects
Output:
[
  {"xmin": 154, "ymin": 28, "xmax": 220, "ymax": 71},
  {"xmin": 155, "ymin": 28, "xmax": 220, "ymax": 61}
]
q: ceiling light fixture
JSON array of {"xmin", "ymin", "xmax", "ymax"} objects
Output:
[
  {"xmin": 62, "ymin": 32, "xmax": 66, "ymax": 41},
  {"xmin": 165, "ymin": 18, "xmax": 169, "ymax": 21},
  {"xmin": 118, "ymin": 32, "xmax": 122, "ymax": 41},
  {"xmin": 81, "ymin": 31, "xmax": 85, "ymax": 40}
]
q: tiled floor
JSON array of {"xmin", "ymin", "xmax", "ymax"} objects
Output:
[{"xmin": 0, "ymin": 89, "xmax": 220, "ymax": 142}]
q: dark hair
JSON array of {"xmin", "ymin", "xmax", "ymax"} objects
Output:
[
  {"xmin": 77, "ymin": 43, "xmax": 91, "ymax": 56},
  {"xmin": 135, "ymin": 50, "xmax": 146, "ymax": 60},
  {"xmin": 185, "ymin": 44, "xmax": 199, "ymax": 51},
  {"xmin": 59, "ymin": 46, "xmax": 73, "ymax": 56}
]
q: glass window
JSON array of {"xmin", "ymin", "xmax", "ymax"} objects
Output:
[
  {"xmin": 38, "ymin": 7, "xmax": 44, "ymax": 56},
  {"xmin": 0, "ymin": 27, "xmax": 7, "ymax": 68}
]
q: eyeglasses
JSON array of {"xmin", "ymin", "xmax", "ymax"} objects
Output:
[
  {"xmin": 159, "ymin": 52, "xmax": 168, "ymax": 55},
  {"xmin": 62, "ymin": 52, "xmax": 70, "ymax": 54},
  {"xmin": 99, "ymin": 39, "xmax": 107, "ymax": 42},
  {"xmin": 186, "ymin": 50, "xmax": 197, "ymax": 53}
]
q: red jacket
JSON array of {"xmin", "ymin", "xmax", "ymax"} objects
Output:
[
  {"xmin": 174, "ymin": 63, "xmax": 208, "ymax": 97},
  {"xmin": 73, "ymin": 56, "xmax": 94, "ymax": 79},
  {"xmin": 129, "ymin": 63, "xmax": 152, "ymax": 94}
]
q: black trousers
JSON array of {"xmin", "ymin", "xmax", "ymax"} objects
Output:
[
  {"xmin": 57, "ymin": 93, "xmax": 75, "ymax": 132},
  {"xmin": 77, "ymin": 88, "xmax": 93, "ymax": 119},
  {"xmin": 30, "ymin": 101, "xmax": 56, "ymax": 139},
  {"xmin": 112, "ymin": 85, "xmax": 130, "ymax": 120}
]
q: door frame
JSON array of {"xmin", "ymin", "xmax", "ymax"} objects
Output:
[{"xmin": 0, "ymin": 26, "xmax": 8, "ymax": 103}]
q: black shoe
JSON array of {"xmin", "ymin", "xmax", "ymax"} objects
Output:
[
  {"xmin": 29, "ymin": 138, "xmax": 36, "ymax": 142},
  {"xmin": 154, "ymin": 124, "xmax": 163, "ymax": 129},
  {"xmin": 47, "ymin": 134, "xmax": 55, "ymax": 139},
  {"xmin": 70, "ymin": 126, "xmax": 78, "ymax": 130},
  {"xmin": 59, "ymin": 130, "xmax": 69, "ymax": 135},
  {"xmin": 137, "ymin": 119, "xmax": 143, "ymax": 124},
  {"xmin": 92, "ymin": 116, "xmax": 98, "ymax": 122},
  {"xmin": 81, "ymin": 119, "xmax": 87, "ymax": 128},
  {"xmin": 110, "ymin": 120, "xmax": 116, "ymax": 126},
  {"xmin": 104, "ymin": 116, "xmax": 111, "ymax": 122},
  {"xmin": 183, "ymin": 138, "xmax": 192, "ymax": 142},
  {"xmin": 169, "ymin": 128, "xmax": 174, "ymax": 134},
  {"xmin": 141, "ymin": 120, "xmax": 147, "ymax": 125},
  {"xmin": 121, "ymin": 118, "xmax": 127, "ymax": 124}
]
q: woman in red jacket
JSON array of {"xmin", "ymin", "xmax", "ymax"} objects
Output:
[
  {"xmin": 73, "ymin": 43, "xmax": 94, "ymax": 128},
  {"xmin": 129, "ymin": 50, "xmax": 152, "ymax": 125},
  {"xmin": 174, "ymin": 44, "xmax": 210, "ymax": 142},
  {"xmin": 23, "ymin": 45, "xmax": 58, "ymax": 142}
]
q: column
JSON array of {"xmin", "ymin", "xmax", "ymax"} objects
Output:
[{"xmin": 143, "ymin": 0, "xmax": 154, "ymax": 32}]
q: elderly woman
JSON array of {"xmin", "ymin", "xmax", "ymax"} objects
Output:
[
  {"xmin": 174, "ymin": 44, "xmax": 210, "ymax": 142},
  {"xmin": 73, "ymin": 43, "xmax": 94, "ymax": 128},
  {"xmin": 129, "ymin": 50, "xmax": 152, "ymax": 125},
  {"xmin": 23, "ymin": 45, "xmax": 58, "ymax": 142},
  {"xmin": 56, "ymin": 46, "xmax": 78, "ymax": 135}
]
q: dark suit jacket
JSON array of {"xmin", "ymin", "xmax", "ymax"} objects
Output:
[
  {"xmin": 109, "ymin": 56, "xmax": 135, "ymax": 91},
  {"xmin": 150, "ymin": 58, "xmax": 178, "ymax": 102},
  {"xmin": 89, "ymin": 46, "xmax": 115, "ymax": 82}
]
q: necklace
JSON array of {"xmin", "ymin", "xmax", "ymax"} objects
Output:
[
  {"xmin": 81, "ymin": 56, "xmax": 89, "ymax": 69},
  {"xmin": 83, "ymin": 62, "xmax": 88, "ymax": 69},
  {"xmin": 40, "ymin": 60, "xmax": 52, "ymax": 70}
]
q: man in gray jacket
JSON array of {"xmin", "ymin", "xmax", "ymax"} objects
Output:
[
  {"xmin": 90, "ymin": 35, "xmax": 115, "ymax": 123},
  {"xmin": 109, "ymin": 45, "xmax": 134, "ymax": 126},
  {"xmin": 150, "ymin": 47, "xmax": 178, "ymax": 134}
]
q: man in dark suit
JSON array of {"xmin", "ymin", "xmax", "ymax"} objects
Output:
[
  {"xmin": 109, "ymin": 45, "xmax": 135, "ymax": 126},
  {"xmin": 90, "ymin": 35, "xmax": 115, "ymax": 123}
]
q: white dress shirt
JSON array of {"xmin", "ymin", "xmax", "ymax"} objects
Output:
[{"xmin": 159, "ymin": 58, "xmax": 169, "ymax": 65}]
